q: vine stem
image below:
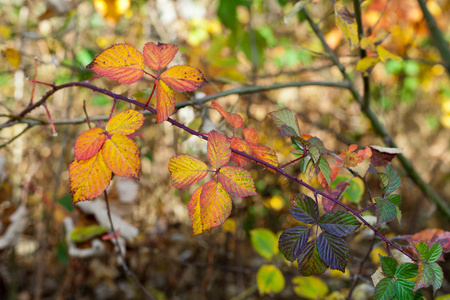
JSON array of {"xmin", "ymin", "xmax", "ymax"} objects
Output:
[
  {"xmin": 103, "ymin": 191, "xmax": 156, "ymax": 300},
  {"xmin": 1, "ymin": 80, "xmax": 418, "ymax": 261}
]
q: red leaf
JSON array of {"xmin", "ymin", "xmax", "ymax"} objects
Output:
[
  {"xmin": 168, "ymin": 154, "xmax": 208, "ymax": 188},
  {"xmin": 207, "ymin": 130, "xmax": 231, "ymax": 169},
  {"xmin": 243, "ymin": 127, "xmax": 259, "ymax": 143},
  {"xmin": 143, "ymin": 42, "xmax": 178, "ymax": 70},
  {"xmin": 230, "ymin": 137, "xmax": 251, "ymax": 167},
  {"xmin": 74, "ymin": 127, "xmax": 106, "ymax": 160},
  {"xmin": 209, "ymin": 100, "xmax": 243, "ymax": 128},
  {"xmin": 370, "ymin": 145, "xmax": 402, "ymax": 167},
  {"xmin": 248, "ymin": 142, "xmax": 278, "ymax": 174},
  {"xmin": 188, "ymin": 181, "xmax": 232, "ymax": 235},
  {"xmin": 318, "ymin": 165, "xmax": 340, "ymax": 188},
  {"xmin": 161, "ymin": 65, "xmax": 208, "ymax": 92},
  {"xmin": 322, "ymin": 182, "xmax": 350, "ymax": 212},
  {"xmin": 86, "ymin": 44, "xmax": 145, "ymax": 85},
  {"xmin": 218, "ymin": 166, "xmax": 257, "ymax": 197},
  {"xmin": 102, "ymin": 134, "xmax": 140, "ymax": 178},
  {"xmin": 156, "ymin": 79, "xmax": 175, "ymax": 123},
  {"xmin": 412, "ymin": 228, "xmax": 450, "ymax": 253},
  {"xmin": 69, "ymin": 151, "xmax": 112, "ymax": 204}
]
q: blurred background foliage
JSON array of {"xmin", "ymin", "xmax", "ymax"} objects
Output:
[{"xmin": 0, "ymin": 0, "xmax": 449, "ymax": 299}]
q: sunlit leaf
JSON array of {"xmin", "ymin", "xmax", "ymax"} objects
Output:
[
  {"xmin": 168, "ymin": 154, "xmax": 208, "ymax": 188},
  {"xmin": 377, "ymin": 45, "xmax": 402, "ymax": 63},
  {"xmin": 292, "ymin": 274, "xmax": 329, "ymax": 298},
  {"xmin": 143, "ymin": 42, "xmax": 178, "ymax": 70},
  {"xmin": 188, "ymin": 181, "xmax": 232, "ymax": 235},
  {"xmin": 102, "ymin": 134, "xmax": 140, "ymax": 178},
  {"xmin": 248, "ymin": 142, "xmax": 278, "ymax": 173},
  {"xmin": 279, "ymin": 225, "xmax": 310, "ymax": 261},
  {"xmin": 269, "ymin": 108, "xmax": 301, "ymax": 137},
  {"xmin": 207, "ymin": 130, "xmax": 231, "ymax": 169},
  {"xmin": 319, "ymin": 210, "xmax": 360, "ymax": 237},
  {"xmin": 357, "ymin": 57, "xmax": 380, "ymax": 75},
  {"xmin": 86, "ymin": 44, "xmax": 145, "ymax": 84},
  {"xmin": 317, "ymin": 232, "xmax": 349, "ymax": 272},
  {"xmin": 70, "ymin": 151, "xmax": 112, "ymax": 204},
  {"xmin": 217, "ymin": 166, "xmax": 256, "ymax": 197},
  {"xmin": 334, "ymin": 0, "xmax": 359, "ymax": 51},
  {"xmin": 243, "ymin": 127, "xmax": 259, "ymax": 143},
  {"xmin": 93, "ymin": 0, "xmax": 130, "ymax": 25},
  {"xmin": 105, "ymin": 109, "xmax": 144, "ymax": 135},
  {"xmin": 74, "ymin": 127, "xmax": 106, "ymax": 160},
  {"xmin": 284, "ymin": 0, "xmax": 311, "ymax": 24},
  {"xmin": 155, "ymin": 79, "xmax": 175, "ymax": 123},
  {"xmin": 257, "ymin": 265, "xmax": 285, "ymax": 295},
  {"xmin": 209, "ymin": 100, "xmax": 243, "ymax": 128},
  {"xmin": 230, "ymin": 137, "xmax": 251, "ymax": 167},
  {"xmin": 161, "ymin": 65, "xmax": 207, "ymax": 92},
  {"xmin": 250, "ymin": 228, "xmax": 279, "ymax": 260}
]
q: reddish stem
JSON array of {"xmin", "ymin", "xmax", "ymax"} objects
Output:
[
  {"xmin": 145, "ymin": 84, "xmax": 157, "ymax": 106},
  {"xmin": 143, "ymin": 70, "xmax": 157, "ymax": 79},
  {"xmin": 29, "ymin": 58, "xmax": 38, "ymax": 105},
  {"xmin": 42, "ymin": 104, "xmax": 57, "ymax": 136},
  {"xmin": 109, "ymin": 98, "xmax": 117, "ymax": 121},
  {"xmin": 27, "ymin": 79, "xmax": 55, "ymax": 88},
  {"xmin": 84, "ymin": 75, "xmax": 103, "ymax": 83}
]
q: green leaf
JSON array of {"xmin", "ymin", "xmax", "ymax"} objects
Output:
[
  {"xmin": 375, "ymin": 277, "xmax": 396, "ymax": 300},
  {"xmin": 396, "ymin": 278, "xmax": 419, "ymax": 299},
  {"xmin": 256, "ymin": 265, "xmax": 285, "ymax": 295},
  {"xmin": 413, "ymin": 241, "xmax": 429, "ymax": 261},
  {"xmin": 380, "ymin": 255, "xmax": 398, "ymax": 278},
  {"xmin": 318, "ymin": 157, "xmax": 332, "ymax": 186},
  {"xmin": 379, "ymin": 164, "xmax": 401, "ymax": 194},
  {"xmin": 291, "ymin": 137, "xmax": 306, "ymax": 155},
  {"xmin": 268, "ymin": 108, "xmax": 301, "ymax": 137},
  {"xmin": 376, "ymin": 197, "xmax": 398, "ymax": 225},
  {"xmin": 279, "ymin": 225, "xmax": 311, "ymax": 262},
  {"xmin": 388, "ymin": 194, "xmax": 402, "ymax": 223},
  {"xmin": 319, "ymin": 210, "xmax": 360, "ymax": 237},
  {"xmin": 250, "ymin": 228, "xmax": 279, "ymax": 260},
  {"xmin": 290, "ymin": 193, "xmax": 318, "ymax": 224},
  {"xmin": 69, "ymin": 225, "xmax": 107, "ymax": 243},
  {"xmin": 58, "ymin": 194, "xmax": 74, "ymax": 213},
  {"xmin": 292, "ymin": 275, "xmax": 329, "ymax": 299},
  {"xmin": 297, "ymin": 241, "xmax": 328, "ymax": 276},
  {"xmin": 56, "ymin": 241, "xmax": 69, "ymax": 265},
  {"xmin": 331, "ymin": 175, "xmax": 365, "ymax": 203},
  {"xmin": 217, "ymin": 0, "xmax": 238, "ymax": 30},
  {"xmin": 316, "ymin": 232, "xmax": 349, "ymax": 272},
  {"xmin": 415, "ymin": 261, "xmax": 443, "ymax": 294},
  {"xmin": 309, "ymin": 146, "xmax": 320, "ymax": 163},
  {"xmin": 395, "ymin": 263, "xmax": 418, "ymax": 279},
  {"xmin": 427, "ymin": 241, "xmax": 443, "ymax": 262}
]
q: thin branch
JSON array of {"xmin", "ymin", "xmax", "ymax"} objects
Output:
[{"xmin": 104, "ymin": 191, "xmax": 156, "ymax": 300}]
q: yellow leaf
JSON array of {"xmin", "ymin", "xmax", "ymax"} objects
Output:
[
  {"xmin": 3, "ymin": 48, "xmax": 21, "ymax": 68},
  {"xmin": 155, "ymin": 79, "xmax": 175, "ymax": 123},
  {"xmin": 0, "ymin": 26, "xmax": 11, "ymax": 39},
  {"xmin": 102, "ymin": 134, "xmax": 140, "ymax": 178},
  {"xmin": 334, "ymin": 0, "xmax": 359, "ymax": 51},
  {"xmin": 360, "ymin": 37, "xmax": 375, "ymax": 51},
  {"xmin": 105, "ymin": 109, "xmax": 144, "ymax": 135},
  {"xmin": 168, "ymin": 154, "xmax": 208, "ymax": 188},
  {"xmin": 94, "ymin": 0, "xmax": 130, "ymax": 25},
  {"xmin": 69, "ymin": 151, "xmax": 112, "ymax": 204},
  {"xmin": 292, "ymin": 276, "xmax": 329, "ymax": 299},
  {"xmin": 377, "ymin": 45, "xmax": 402, "ymax": 63},
  {"xmin": 356, "ymin": 57, "xmax": 380, "ymax": 76},
  {"xmin": 217, "ymin": 166, "xmax": 257, "ymax": 197}
]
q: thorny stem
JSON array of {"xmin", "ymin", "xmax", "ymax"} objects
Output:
[
  {"xmin": 279, "ymin": 154, "xmax": 306, "ymax": 169},
  {"xmin": 104, "ymin": 191, "xmax": 156, "ymax": 300},
  {"xmin": 1, "ymin": 80, "xmax": 419, "ymax": 261}
]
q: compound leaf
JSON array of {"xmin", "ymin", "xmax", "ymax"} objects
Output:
[
  {"xmin": 395, "ymin": 263, "xmax": 418, "ymax": 279},
  {"xmin": 105, "ymin": 109, "xmax": 144, "ymax": 135},
  {"xmin": 375, "ymin": 197, "xmax": 398, "ymax": 226},
  {"xmin": 161, "ymin": 65, "xmax": 207, "ymax": 92},
  {"xmin": 143, "ymin": 42, "xmax": 178, "ymax": 70},
  {"xmin": 168, "ymin": 154, "xmax": 208, "ymax": 188},
  {"xmin": 86, "ymin": 44, "xmax": 144, "ymax": 84},
  {"xmin": 74, "ymin": 127, "xmax": 106, "ymax": 160},
  {"xmin": 375, "ymin": 277, "xmax": 396, "ymax": 300},
  {"xmin": 296, "ymin": 241, "xmax": 328, "ymax": 276},
  {"xmin": 317, "ymin": 232, "xmax": 349, "ymax": 272},
  {"xmin": 207, "ymin": 130, "xmax": 231, "ymax": 169},
  {"xmin": 319, "ymin": 210, "xmax": 360, "ymax": 237},
  {"xmin": 209, "ymin": 100, "xmax": 243, "ymax": 128},
  {"xmin": 290, "ymin": 193, "xmax": 318, "ymax": 224},
  {"xmin": 380, "ymin": 255, "xmax": 398, "ymax": 278},
  {"xmin": 102, "ymin": 134, "xmax": 140, "ymax": 178},
  {"xmin": 69, "ymin": 151, "xmax": 112, "ymax": 204},
  {"xmin": 155, "ymin": 79, "xmax": 175, "ymax": 123},
  {"xmin": 279, "ymin": 225, "xmax": 311, "ymax": 262},
  {"xmin": 217, "ymin": 166, "xmax": 256, "ymax": 197}
]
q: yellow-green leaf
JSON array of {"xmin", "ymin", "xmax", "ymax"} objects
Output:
[
  {"xmin": 377, "ymin": 45, "xmax": 402, "ymax": 63},
  {"xmin": 257, "ymin": 265, "xmax": 285, "ymax": 295},
  {"xmin": 168, "ymin": 154, "xmax": 208, "ymax": 188},
  {"xmin": 334, "ymin": 0, "xmax": 359, "ymax": 51},
  {"xmin": 292, "ymin": 276, "xmax": 329, "ymax": 299},
  {"xmin": 356, "ymin": 57, "xmax": 380, "ymax": 76}
]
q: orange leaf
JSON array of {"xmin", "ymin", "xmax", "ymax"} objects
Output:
[
  {"xmin": 74, "ymin": 127, "xmax": 106, "ymax": 160},
  {"xmin": 209, "ymin": 100, "xmax": 243, "ymax": 128},
  {"xmin": 207, "ymin": 130, "xmax": 231, "ymax": 169},
  {"xmin": 218, "ymin": 166, "xmax": 257, "ymax": 197},
  {"xmin": 161, "ymin": 65, "xmax": 208, "ymax": 92},
  {"xmin": 168, "ymin": 154, "xmax": 208, "ymax": 188},
  {"xmin": 188, "ymin": 181, "xmax": 232, "ymax": 235},
  {"xmin": 86, "ymin": 44, "xmax": 144, "ymax": 85},
  {"xmin": 243, "ymin": 127, "xmax": 259, "ymax": 143},
  {"xmin": 106, "ymin": 109, "xmax": 144, "ymax": 135},
  {"xmin": 248, "ymin": 142, "xmax": 278, "ymax": 174},
  {"xmin": 102, "ymin": 135, "xmax": 140, "ymax": 178},
  {"xmin": 69, "ymin": 151, "xmax": 112, "ymax": 204},
  {"xmin": 230, "ymin": 137, "xmax": 251, "ymax": 167},
  {"xmin": 143, "ymin": 42, "xmax": 178, "ymax": 70},
  {"xmin": 156, "ymin": 79, "xmax": 175, "ymax": 123},
  {"xmin": 318, "ymin": 165, "xmax": 340, "ymax": 188}
]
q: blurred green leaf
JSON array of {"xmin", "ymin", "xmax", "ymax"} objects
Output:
[
  {"xmin": 292, "ymin": 275, "xmax": 329, "ymax": 299},
  {"xmin": 70, "ymin": 225, "xmax": 107, "ymax": 243},
  {"xmin": 250, "ymin": 228, "xmax": 279, "ymax": 259},
  {"xmin": 256, "ymin": 265, "xmax": 285, "ymax": 295}
]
